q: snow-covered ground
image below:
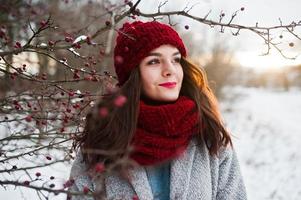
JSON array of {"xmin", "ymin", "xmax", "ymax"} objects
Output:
[
  {"xmin": 1, "ymin": 86, "xmax": 301, "ymax": 199},
  {"xmin": 221, "ymin": 86, "xmax": 301, "ymax": 200}
]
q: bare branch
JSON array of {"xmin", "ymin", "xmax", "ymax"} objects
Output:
[{"xmin": 158, "ymin": 1, "xmax": 168, "ymax": 13}]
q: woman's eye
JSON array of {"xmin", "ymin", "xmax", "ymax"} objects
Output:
[
  {"xmin": 146, "ymin": 57, "xmax": 181, "ymax": 65},
  {"xmin": 147, "ymin": 59, "xmax": 159, "ymax": 65},
  {"xmin": 174, "ymin": 57, "xmax": 181, "ymax": 63}
]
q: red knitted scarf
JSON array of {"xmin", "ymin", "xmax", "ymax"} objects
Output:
[{"xmin": 130, "ymin": 96, "xmax": 200, "ymax": 166}]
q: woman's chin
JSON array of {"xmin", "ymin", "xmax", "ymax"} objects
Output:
[
  {"xmin": 141, "ymin": 93, "xmax": 180, "ymax": 105},
  {"xmin": 152, "ymin": 94, "xmax": 180, "ymax": 102}
]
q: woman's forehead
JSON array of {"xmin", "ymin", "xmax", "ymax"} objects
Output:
[{"xmin": 147, "ymin": 45, "xmax": 181, "ymax": 57}]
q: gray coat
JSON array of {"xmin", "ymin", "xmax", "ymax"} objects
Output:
[{"xmin": 69, "ymin": 139, "xmax": 247, "ymax": 200}]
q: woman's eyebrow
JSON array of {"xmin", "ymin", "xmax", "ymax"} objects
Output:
[{"xmin": 147, "ymin": 51, "xmax": 181, "ymax": 57}]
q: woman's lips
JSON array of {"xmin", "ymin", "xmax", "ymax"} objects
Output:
[{"xmin": 159, "ymin": 82, "xmax": 177, "ymax": 88}]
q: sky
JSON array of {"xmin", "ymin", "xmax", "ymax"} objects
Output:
[{"xmin": 135, "ymin": 0, "xmax": 301, "ymax": 71}]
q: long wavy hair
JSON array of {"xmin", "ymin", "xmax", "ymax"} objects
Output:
[{"xmin": 74, "ymin": 57, "xmax": 232, "ymax": 170}]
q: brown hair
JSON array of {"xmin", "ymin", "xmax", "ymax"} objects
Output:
[{"xmin": 74, "ymin": 57, "xmax": 232, "ymax": 170}]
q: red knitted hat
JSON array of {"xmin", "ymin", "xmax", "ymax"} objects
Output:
[{"xmin": 113, "ymin": 21, "xmax": 187, "ymax": 86}]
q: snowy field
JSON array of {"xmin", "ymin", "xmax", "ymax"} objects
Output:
[
  {"xmin": 1, "ymin": 86, "xmax": 301, "ymax": 199},
  {"xmin": 221, "ymin": 87, "xmax": 301, "ymax": 200}
]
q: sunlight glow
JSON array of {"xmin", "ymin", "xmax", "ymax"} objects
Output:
[{"xmin": 235, "ymin": 51, "xmax": 301, "ymax": 72}]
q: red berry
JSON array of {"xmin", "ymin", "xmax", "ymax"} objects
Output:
[
  {"xmin": 64, "ymin": 179, "xmax": 74, "ymax": 188},
  {"xmin": 83, "ymin": 186, "xmax": 89, "ymax": 194},
  {"xmin": 23, "ymin": 180, "xmax": 30, "ymax": 186},
  {"xmin": 134, "ymin": 8, "xmax": 140, "ymax": 15},
  {"xmin": 84, "ymin": 76, "xmax": 92, "ymax": 81},
  {"xmin": 114, "ymin": 95, "xmax": 127, "ymax": 107},
  {"xmin": 48, "ymin": 40, "xmax": 55, "ymax": 46},
  {"xmin": 105, "ymin": 21, "xmax": 111, "ymax": 26},
  {"xmin": 86, "ymin": 36, "xmax": 92, "ymax": 45},
  {"xmin": 60, "ymin": 127, "xmax": 65, "ymax": 132},
  {"xmin": 73, "ymin": 42, "xmax": 81, "ymax": 49},
  {"xmin": 65, "ymin": 36, "xmax": 73, "ymax": 43},
  {"xmin": 73, "ymin": 72, "xmax": 80, "ymax": 79},
  {"xmin": 68, "ymin": 91, "xmax": 75, "ymax": 97},
  {"xmin": 25, "ymin": 115, "xmax": 32, "ymax": 122},
  {"xmin": 95, "ymin": 163, "xmax": 105, "ymax": 173},
  {"xmin": 99, "ymin": 107, "xmax": 108, "ymax": 117},
  {"xmin": 115, "ymin": 55, "xmax": 123, "ymax": 64},
  {"xmin": 14, "ymin": 41, "xmax": 21, "ymax": 48},
  {"xmin": 70, "ymin": 178, "xmax": 75, "ymax": 184},
  {"xmin": 36, "ymin": 120, "xmax": 40, "ymax": 126},
  {"xmin": 73, "ymin": 103, "xmax": 80, "ymax": 109},
  {"xmin": 132, "ymin": 195, "xmax": 139, "ymax": 200},
  {"xmin": 40, "ymin": 20, "xmax": 47, "ymax": 28},
  {"xmin": 35, "ymin": 172, "xmax": 41, "ymax": 177}
]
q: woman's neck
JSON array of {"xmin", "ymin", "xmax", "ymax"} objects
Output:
[{"xmin": 140, "ymin": 95, "xmax": 177, "ymax": 106}]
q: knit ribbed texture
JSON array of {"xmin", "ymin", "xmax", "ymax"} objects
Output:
[
  {"xmin": 114, "ymin": 21, "xmax": 187, "ymax": 86},
  {"xmin": 130, "ymin": 96, "xmax": 199, "ymax": 166}
]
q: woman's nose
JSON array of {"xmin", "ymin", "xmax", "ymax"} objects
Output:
[{"xmin": 162, "ymin": 60, "xmax": 176, "ymax": 77}]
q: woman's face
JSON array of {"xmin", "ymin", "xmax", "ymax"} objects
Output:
[{"xmin": 139, "ymin": 44, "xmax": 184, "ymax": 102}]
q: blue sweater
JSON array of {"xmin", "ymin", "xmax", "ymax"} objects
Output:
[{"xmin": 145, "ymin": 162, "xmax": 170, "ymax": 200}]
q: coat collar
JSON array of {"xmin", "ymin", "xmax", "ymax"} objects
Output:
[
  {"xmin": 105, "ymin": 139, "xmax": 200, "ymax": 200},
  {"xmin": 104, "ymin": 164, "xmax": 154, "ymax": 200},
  {"xmin": 128, "ymin": 167, "xmax": 153, "ymax": 200},
  {"xmin": 131, "ymin": 140, "xmax": 197, "ymax": 200},
  {"xmin": 169, "ymin": 140, "xmax": 196, "ymax": 199}
]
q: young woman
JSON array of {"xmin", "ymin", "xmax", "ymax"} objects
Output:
[{"xmin": 69, "ymin": 21, "xmax": 247, "ymax": 200}]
